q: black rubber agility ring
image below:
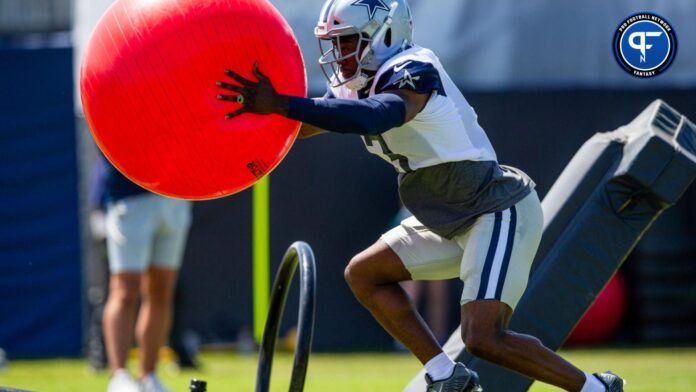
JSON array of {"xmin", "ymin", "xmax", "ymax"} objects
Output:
[{"xmin": 255, "ymin": 242, "xmax": 316, "ymax": 392}]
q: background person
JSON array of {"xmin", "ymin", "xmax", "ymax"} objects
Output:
[{"xmin": 99, "ymin": 157, "xmax": 192, "ymax": 392}]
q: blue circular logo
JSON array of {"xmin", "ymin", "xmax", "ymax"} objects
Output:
[{"xmin": 613, "ymin": 13, "xmax": 677, "ymax": 78}]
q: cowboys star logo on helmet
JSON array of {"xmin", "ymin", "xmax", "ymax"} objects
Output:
[{"xmin": 352, "ymin": 0, "xmax": 390, "ymax": 20}]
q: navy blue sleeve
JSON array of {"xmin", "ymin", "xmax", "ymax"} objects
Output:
[
  {"xmin": 374, "ymin": 60, "xmax": 446, "ymax": 96},
  {"xmin": 288, "ymin": 94, "xmax": 406, "ymax": 136}
]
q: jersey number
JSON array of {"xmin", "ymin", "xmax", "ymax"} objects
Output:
[{"xmin": 364, "ymin": 135, "xmax": 412, "ymax": 172}]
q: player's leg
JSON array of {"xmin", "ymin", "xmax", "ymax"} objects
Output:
[
  {"xmin": 395, "ymin": 280, "xmax": 423, "ymax": 351},
  {"xmin": 103, "ymin": 272, "xmax": 141, "ymax": 372},
  {"xmin": 457, "ymin": 191, "xmax": 612, "ymax": 391},
  {"xmin": 346, "ymin": 217, "xmax": 478, "ymax": 391},
  {"xmin": 345, "ymin": 216, "xmax": 482, "ymax": 389},
  {"xmin": 136, "ymin": 197, "xmax": 192, "ymax": 380},
  {"xmin": 136, "ymin": 266, "xmax": 178, "ymax": 376},
  {"xmin": 425, "ymin": 280, "xmax": 450, "ymax": 344},
  {"xmin": 344, "ymin": 239, "xmax": 441, "ymax": 364},
  {"xmin": 102, "ymin": 195, "xmax": 155, "ymax": 391},
  {"xmin": 460, "ymin": 301, "xmax": 586, "ymax": 391}
]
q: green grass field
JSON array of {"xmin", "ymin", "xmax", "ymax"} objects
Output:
[{"xmin": 1, "ymin": 348, "xmax": 695, "ymax": 391}]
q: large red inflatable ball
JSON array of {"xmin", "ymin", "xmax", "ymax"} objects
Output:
[
  {"xmin": 81, "ymin": 0, "xmax": 306, "ymax": 199},
  {"xmin": 566, "ymin": 273, "xmax": 628, "ymax": 346}
]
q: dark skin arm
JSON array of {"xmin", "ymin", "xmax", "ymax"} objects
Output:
[{"xmin": 216, "ymin": 64, "xmax": 430, "ymax": 136}]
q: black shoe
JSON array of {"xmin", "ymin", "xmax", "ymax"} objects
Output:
[
  {"xmin": 593, "ymin": 371, "xmax": 625, "ymax": 392},
  {"xmin": 425, "ymin": 363, "xmax": 483, "ymax": 392}
]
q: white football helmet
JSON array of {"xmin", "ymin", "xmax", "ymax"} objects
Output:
[{"xmin": 315, "ymin": 0, "xmax": 414, "ymax": 91}]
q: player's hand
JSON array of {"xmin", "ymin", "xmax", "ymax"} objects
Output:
[{"xmin": 216, "ymin": 63, "xmax": 289, "ymax": 119}]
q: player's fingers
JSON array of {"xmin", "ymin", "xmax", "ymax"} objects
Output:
[
  {"xmin": 217, "ymin": 94, "xmax": 242, "ymax": 102},
  {"xmin": 253, "ymin": 62, "xmax": 270, "ymax": 82},
  {"xmin": 224, "ymin": 68, "xmax": 253, "ymax": 86},
  {"xmin": 216, "ymin": 81, "xmax": 245, "ymax": 93},
  {"xmin": 225, "ymin": 107, "xmax": 249, "ymax": 119}
]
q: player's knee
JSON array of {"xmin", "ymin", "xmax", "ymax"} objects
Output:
[
  {"xmin": 526, "ymin": 333, "xmax": 543, "ymax": 347},
  {"xmin": 108, "ymin": 275, "xmax": 141, "ymax": 305},
  {"xmin": 110, "ymin": 284, "xmax": 140, "ymax": 306},
  {"xmin": 345, "ymin": 255, "xmax": 382, "ymax": 305},
  {"xmin": 463, "ymin": 329, "xmax": 503, "ymax": 360},
  {"xmin": 344, "ymin": 255, "xmax": 367, "ymax": 289}
]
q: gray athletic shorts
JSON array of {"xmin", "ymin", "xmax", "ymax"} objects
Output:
[
  {"xmin": 382, "ymin": 190, "xmax": 543, "ymax": 310},
  {"xmin": 105, "ymin": 193, "xmax": 192, "ymax": 273}
]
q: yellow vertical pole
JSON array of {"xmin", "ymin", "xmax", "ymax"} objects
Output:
[{"xmin": 252, "ymin": 176, "xmax": 270, "ymax": 343}]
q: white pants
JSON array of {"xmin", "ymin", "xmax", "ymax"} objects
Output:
[
  {"xmin": 382, "ymin": 191, "xmax": 544, "ymax": 310},
  {"xmin": 105, "ymin": 193, "xmax": 192, "ymax": 273}
]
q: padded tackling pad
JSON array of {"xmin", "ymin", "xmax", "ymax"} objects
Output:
[{"xmin": 405, "ymin": 100, "xmax": 695, "ymax": 391}]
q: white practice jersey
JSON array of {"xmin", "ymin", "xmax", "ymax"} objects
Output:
[{"xmin": 329, "ymin": 45, "xmax": 497, "ymax": 173}]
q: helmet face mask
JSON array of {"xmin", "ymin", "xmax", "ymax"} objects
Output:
[
  {"xmin": 317, "ymin": 32, "xmax": 373, "ymax": 90},
  {"xmin": 315, "ymin": 0, "xmax": 413, "ymax": 91}
]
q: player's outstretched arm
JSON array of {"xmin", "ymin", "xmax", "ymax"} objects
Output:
[
  {"xmin": 215, "ymin": 64, "xmax": 327, "ymax": 139},
  {"xmin": 216, "ymin": 64, "xmax": 429, "ymax": 136}
]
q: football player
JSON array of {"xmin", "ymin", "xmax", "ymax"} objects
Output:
[{"xmin": 217, "ymin": 1, "xmax": 624, "ymax": 391}]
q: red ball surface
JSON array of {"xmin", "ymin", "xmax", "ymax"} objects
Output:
[
  {"xmin": 81, "ymin": 0, "xmax": 306, "ymax": 199},
  {"xmin": 567, "ymin": 273, "xmax": 628, "ymax": 345}
]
